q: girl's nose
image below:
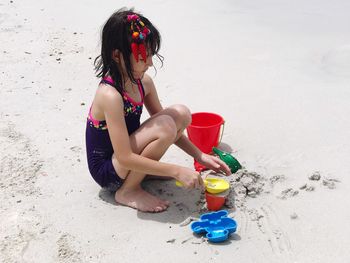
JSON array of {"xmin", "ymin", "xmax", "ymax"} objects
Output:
[{"xmin": 146, "ymin": 56, "xmax": 153, "ymax": 67}]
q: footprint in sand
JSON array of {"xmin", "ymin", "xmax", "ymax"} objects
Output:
[
  {"xmin": 277, "ymin": 188, "xmax": 299, "ymax": 199},
  {"xmin": 255, "ymin": 205, "xmax": 294, "ymax": 259},
  {"xmin": 0, "ymin": 122, "xmax": 51, "ymax": 262},
  {"xmin": 307, "ymin": 171, "xmax": 340, "ymax": 190},
  {"xmin": 57, "ymin": 233, "xmax": 82, "ymax": 262}
]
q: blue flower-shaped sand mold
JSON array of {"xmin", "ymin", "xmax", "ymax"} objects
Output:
[{"xmin": 190, "ymin": 210, "xmax": 237, "ymax": 243}]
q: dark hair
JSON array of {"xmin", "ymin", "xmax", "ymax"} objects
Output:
[{"xmin": 94, "ymin": 8, "xmax": 163, "ymax": 94}]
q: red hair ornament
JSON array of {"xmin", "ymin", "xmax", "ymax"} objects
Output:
[{"xmin": 127, "ymin": 14, "xmax": 151, "ymax": 62}]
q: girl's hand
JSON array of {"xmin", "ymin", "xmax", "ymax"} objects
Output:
[
  {"xmin": 196, "ymin": 153, "xmax": 231, "ymax": 175},
  {"xmin": 176, "ymin": 167, "xmax": 204, "ymax": 189}
]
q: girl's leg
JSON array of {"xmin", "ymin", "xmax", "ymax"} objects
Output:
[
  {"xmin": 154, "ymin": 104, "xmax": 192, "ymax": 141},
  {"xmin": 113, "ymin": 105, "xmax": 191, "ymax": 212},
  {"xmin": 114, "ymin": 115, "xmax": 177, "ymax": 212},
  {"xmin": 145, "ymin": 104, "xmax": 192, "ymax": 180}
]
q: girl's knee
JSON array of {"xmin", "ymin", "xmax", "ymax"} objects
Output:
[
  {"xmin": 169, "ymin": 104, "xmax": 192, "ymax": 128},
  {"xmin": 157, "ymin": 115, "xmax": 177, "ymax": 141}
]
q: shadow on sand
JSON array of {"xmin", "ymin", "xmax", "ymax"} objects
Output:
[
  {"xmin": 98, "ymin": 141, "xmax": 236, "ymax": 224},
  {"xmin": 98, "ymin": 179, "xmax": 205, "ymax": 224}
]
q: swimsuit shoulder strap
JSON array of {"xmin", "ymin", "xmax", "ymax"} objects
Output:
[
  {"xmin": 101, "ymin": 76, "xmax": 144, "ymax": 102},
  {"xmin": 88, "ymin": 105, "xmax": 100, "ymax": 126},
  {"xmin": 100, "ymin": 76, "xmax": 115, "ymax": 87},
  {"xmin": 137, "ymin": 79, "xmax": 145, "ymax": 101}
]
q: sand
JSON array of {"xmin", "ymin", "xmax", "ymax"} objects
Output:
[{"xmin": 1, "ymin": 0, "xmax": 350, "ymax": 262}]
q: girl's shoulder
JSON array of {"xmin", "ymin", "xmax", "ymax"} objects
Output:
[{"xmin": 95, "ymin": 81, "xmax": 124, "ymax": 107}]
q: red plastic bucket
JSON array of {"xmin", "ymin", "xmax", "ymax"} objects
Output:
[
  {"xmin": 187, "ymin": 112, "xmax": 225, "ymax": 154},
  {"xmin": 205, "ymin": 192, "xmax": 226, "ymax": 211}
]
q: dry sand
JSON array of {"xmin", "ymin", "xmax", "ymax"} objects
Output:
[{"xmin": 1, "ymin": 0, "xmax": 350, "ymax": 262}]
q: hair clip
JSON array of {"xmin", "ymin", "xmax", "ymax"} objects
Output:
[{"xmin": 127, "ymin": 14, "xmax": 151, "ymax": 62}]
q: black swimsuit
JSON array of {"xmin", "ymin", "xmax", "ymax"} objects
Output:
[{"xmin": 85, "ymin": 76, "xmax": 145, "ymax": 191}]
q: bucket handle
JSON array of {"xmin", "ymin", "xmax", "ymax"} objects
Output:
[{"xmin": 219, "ymin": 120, "xmax": 225, "ymax": 144}]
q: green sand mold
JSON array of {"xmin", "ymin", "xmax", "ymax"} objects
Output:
[{"xmin": 213, "ymin": 147, "xmax": 242, "ymax": 173}]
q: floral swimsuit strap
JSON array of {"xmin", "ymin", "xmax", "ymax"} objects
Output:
[{"xmin": 88, "ymin": 77, "xmax": 145, "ymax": 130}]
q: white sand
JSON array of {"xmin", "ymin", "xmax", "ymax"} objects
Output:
[{"xmin": 1, "ymin": 0, "xmax": 350, "ymax": 262}]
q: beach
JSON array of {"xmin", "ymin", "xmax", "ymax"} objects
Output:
[{"xmin": 1, "ymin": 0, "xmax": 350, "ymax": 262}]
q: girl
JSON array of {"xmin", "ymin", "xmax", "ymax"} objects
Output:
[{"xmin": 86, "ymin": 8, "xmax": 231, "ymax": 213}]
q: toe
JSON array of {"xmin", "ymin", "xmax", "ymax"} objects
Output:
[
  {"xmin": 158, "ymin": 199, "xmax": 169, "ymax": 209},
  {"xmin": 154, "ymin": 202, "xmax": 166, "ymax": 212},
  {"xmin": 155, "ymin": 206, "xmax": 163, "ymax": 212},
  {"xmin": 159, "ymin": 198, "xmax": 170, "ymax": 206}
]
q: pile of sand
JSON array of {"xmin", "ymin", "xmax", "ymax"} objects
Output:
[{"xmin": 199, "ymin": 168, "xmax": 340, "ymax": 212}]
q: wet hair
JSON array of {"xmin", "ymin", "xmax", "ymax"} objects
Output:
[{"xmin": 94, "ymin": 8, "xmax": 163, "ymax": 94}]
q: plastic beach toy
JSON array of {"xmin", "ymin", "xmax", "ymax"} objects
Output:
[
  {"xmin": 213, "ymin": 147, "xmax": 242, "ymax": 173},
  {"xmin": 187, "ymin": 112, "xmax": 225, "ymax": 172},
  {"xmin": 187, "ymin": 112, "xmax": 225, "ymax": 154},
  {"xmin": 191, "ymin": 210, "xmax": 237, "ymax": 243},
  {"xmin": 205, "ymin": 192, "xmax": 226, "ymax": 211},
  {"xmin": 175, "ymin": 178, "xmax": 230, "ymax": 194}
]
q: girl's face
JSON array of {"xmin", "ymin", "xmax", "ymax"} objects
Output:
[
  {"xmin": 115, "ymin": 50, "xmax": 153, "ymax": 80},
  {"xmin": 130, "ymin": 52, "xmax": 153, "ymax": 79}
]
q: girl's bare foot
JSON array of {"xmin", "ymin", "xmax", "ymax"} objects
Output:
[{"xmin": 115, "ymin": 186, "xmax": 169, "ymax": 212}]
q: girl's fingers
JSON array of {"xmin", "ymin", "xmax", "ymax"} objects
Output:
[
  {"xmin": 198, "ymin": 174, "xmax": 205, "ymax": 188},
  {"xmin": 185, "ymin": 181, "xmax": 194, "ymax": 189},
  {"xmin": 217, "ymin": 159, "xmax": 231, "ymax": 175},
  {"xmin": 213, "ymin": 158, "xmax": 231, "ymax": 175},
  {"xmin": 197, "ymin": 174, "xmax": 202, "ymax": 186}
]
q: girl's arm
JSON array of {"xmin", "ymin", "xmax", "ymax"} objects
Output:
[
  {"xmin": 174, "ymin": 131, "xmax": 232, "ymax": 175},
  {"xmin": 143, "ymin": 75, "xmax": 231, "ymax": 175},
  {"xmin": 102, "ymin": 88, "xmax": 177, "ymax": 177},
  {"xmin": 101, "ymin": 86, "xmax": 204, "ymax": 185},
  {"xmin": 142, "ymin": 74, "xmax": 163, "ymax": 116},
  {"xmin": 142, "ymin": 75, "xmax": 200, "ymax": 157}
]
